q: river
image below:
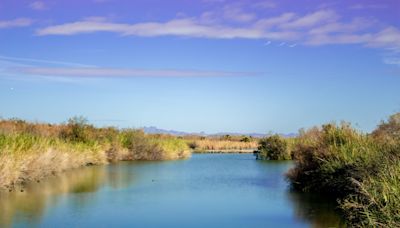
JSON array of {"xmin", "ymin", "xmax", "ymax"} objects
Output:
[{"xmin": 0, "ymin": 153, "xmax": 345, "ymax": 227}]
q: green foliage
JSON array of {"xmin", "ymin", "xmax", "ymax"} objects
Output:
[
  {"xmin": 287, "ymin": 113, "xmax": 400, "ymax": 227},
  {"xmin": 119, "ymin": 130, "xmax": 189, "ymax": 160},
  {"xmin": 221, "ymin": 134, "xmax": 232, "ymax": 140},
  {"xmin": 187, "ymin": 141, "xmax": 198, "ymax": 149},
  {"xmin": 257, "ymin": 134, "xmax": 290, "ymax": 160},
  {"xmin": 371, "ymin": 112, "xmax": 400, "ymax": 144},
  {"xmin": 240, "ymin": 136, "xmax": 250, "ymax": 142},
  {"xmin": 59, "ymin": 116, "xmax": 91, "ymax": 143}
]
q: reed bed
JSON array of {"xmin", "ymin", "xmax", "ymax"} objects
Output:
[
  {"xmin": 0, "ymin": 117, "xmax": 190, "ymax": 191},
  {"xmin": 187, "ymin": 137, "xmax": 258, "ymax": 152},
  {"xmin": 285, "ymin": 113, "xmax": 400, "ymax": 227}
]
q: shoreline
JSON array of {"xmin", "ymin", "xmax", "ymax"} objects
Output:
[{"xmin": 193, "ymin": 149, "xmax": 256, "ymax": 153}]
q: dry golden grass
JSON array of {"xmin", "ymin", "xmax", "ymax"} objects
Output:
[
  {"xmin": 0, "ymin": 118, "xmax": 190, "ymax": 191},
  {"xmin": 188, "ymin": 139, "xmax": 258, "ymax": 152}
]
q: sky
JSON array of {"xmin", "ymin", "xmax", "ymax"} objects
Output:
[{"xmin": 0, "ymin": 0, "xmax": 400, "ymax": 134}]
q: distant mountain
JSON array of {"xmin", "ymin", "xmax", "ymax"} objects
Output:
[
  {"xmin": 142, "ymin": 126, "xmax": 297, "ymax": 138},
  {"xmin": 142, "ymin": 126, "xmax": 206, "ymax": 136}
]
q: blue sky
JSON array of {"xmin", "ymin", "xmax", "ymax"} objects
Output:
[{"xmin": 0, "ymin": 0, "xmax": 399, "ymax": 134}]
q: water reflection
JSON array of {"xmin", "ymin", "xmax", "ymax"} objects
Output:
[
  {"xmin": 287, "ymin": 191, "xmax": 346, "ymax": 227},
  {"xmin": 0, "ymin": 164, "xmax": 135, "ymax": 227},
  {"xmin": 0, "ymin": 155, "xmax": 345, "ymax": 228}
]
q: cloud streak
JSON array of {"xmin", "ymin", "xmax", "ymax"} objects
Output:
[
  {"xmin": 30, "ymin": 7, "xmax": 400, "ymax": 66},
  {"xmin": 0, "ymin": 18, "xmax": 33, "ymax": 29},
  {"xmin": 34, "ymin": 10, "xmax": 399, "ymax": 49},
  {"xmin": 0, "ymin": 55, "xmax": 96, "ymax": 67},
  {"xmin": 13, "ymin": 67, "xmax": 259, "ymax": 78},
  {"xmin": 36, "ymin": 18, "xmax": 294, "ymax": 40}
]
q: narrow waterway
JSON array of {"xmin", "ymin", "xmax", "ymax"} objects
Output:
[{"xmin": 0, "ymin": 154, "xmax": 345, "ymax": 227}]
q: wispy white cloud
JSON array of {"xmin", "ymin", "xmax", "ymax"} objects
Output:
[
  {"xmin": 264, "ymin": 41, "xmax": 271, "ymax": 46},
  {"xmin": 222, "ymin": 4, "xmax": 257, "ymax": 23},
  {"xmin": 0, "ymin": 55, "xmax": 96, "ymax": 67},
  {"xmin": 305, "ymin": 33, "xmax": 372, "ymax": 46},
  {"xmin": 32, "ymin": 8, "xmax": 400, "ymax": 66},
  {"xmin": 30, "ymin": 1, "xmax": 47, "ymax": 10},
  {"xmin": 383, "ymin": 57, "xmax": 400, "ymax": 66},
  {"xmin": 366, "ymin": 27, "xmax": 400, "ymax": 52},
  {"xmin": 0, "ymin": 18, "xmax": 33, "ymax": 29},
  {"xmin": 254, "ymin": 13, "xmax": 296, "ymax": 28},
  {"xmin": 309, "ymin": 18, "xmax": 372, "ymax": 35},
  {"xmin": 35, "ymin": 14, "xmax": 306, "ymax": 41},
  {"xmin": 13, "ymin": 67, "xmax": 259, "ymax": 78},
  {"xmin": 36, "ymin": 18, "xmax": 297, "ymax": 40},
  {"xmin": 280, "ymin": 10, "xmax": 338, "ymax": 29}
]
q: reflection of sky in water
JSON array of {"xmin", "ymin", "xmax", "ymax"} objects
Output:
[{"xmin": 0, "ymin": 154, "xmax": 345, "ymax": 227}]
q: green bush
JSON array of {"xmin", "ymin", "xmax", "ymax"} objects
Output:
[
  {"xmin": 287, "ymin": 123, "xmax": 374, "ymax": 196},
  {"xmin": 287, "ymin": 114, "xmax": 400, "ymax": 227},
  {"xmin": 257, "ymin": 134, "xmax": 290, "ymax": 160},
  {"xmin": 119, "ymin": 130, "xmax": 164, "ymax": 160},
  {"xmin": 240, "ymin": 136, "xmax": 250, "ymax": 142},
  {"xmin": 59, "ymin": 116, "xmax": 91, "ymax": 143}
]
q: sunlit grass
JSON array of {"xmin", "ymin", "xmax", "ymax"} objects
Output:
[
  {"xmin": 286, "ymin": 113, "xmax": 400, "ymax": 226},
  {"xmin": 0, "ymin": 117, "xmax": 190, "ymax": 190}
]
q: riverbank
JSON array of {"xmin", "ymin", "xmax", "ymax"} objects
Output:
[
  {"xmin": 185, "ymin": 137, "xmax": 258, "ymax": 152},
  {"xmin": 193, "ymin": 149, "xmax": 256, "ymax": 153},
  {"xmin": 284, "ymin": 113, "xmax": 400, "ymax": 227},
  {"xmin": 0, "ymin": 117, "xmax": 190, "ymax": 191}
]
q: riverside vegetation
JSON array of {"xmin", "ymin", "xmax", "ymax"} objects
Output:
[
  {"xmin": 256, "ymin": 113, "xmax": 400, "ymax": 227},
  {"xmin": 185, "ymin": 135, "xmax": 258, "ymax": 152},
  {"xmin": 0, "ymin": 117, "xmax": 190, "ymax": 191}
]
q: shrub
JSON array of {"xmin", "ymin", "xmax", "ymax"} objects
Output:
[
  {"xmin": 240, "ymin": 136, "xmax": 250, "ymax": 142},
  {"xmin": 371, "ymin": 112, "xmax": 400, "ymax": 144},
  {"xmin": 287, "ymin": 123, "xmax": 374, "ymax": 196},
  {"xmin": 59, "ymin": 116, "xmax": 91, "ymax": 143},
  {"xmin": 220, "ymin": 134, "xmax": 232, "ymax": 140},
  {"xmin": 119, "ymin": 130, "xmax": 162, "ymax": 160},
  {"xmin": 187, "ymin": 141, "xmax": 198, "ymax": 149},
  {"xmin": 257, "ymin": 134, "xmax": 290, "ymax": 160},
  {"xmin": 286, "ymin": 114, "xmax": 400, "ymax": 226}
]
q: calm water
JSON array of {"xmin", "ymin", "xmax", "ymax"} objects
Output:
[{"xmin": 0, "ymin": 154, "xmax": 345, "ymax": 228}]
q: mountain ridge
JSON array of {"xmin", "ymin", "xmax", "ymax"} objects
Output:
[{"xmin": 142, "ymin": 126, "xmax": 297, "ymax": 138}]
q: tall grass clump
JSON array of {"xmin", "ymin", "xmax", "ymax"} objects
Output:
[
  {"xmin": 256, "ymin": 134, "xmax": 291, "ymax": 160},
  {"xmin": 186, "ymin": 135, "xmax": 258, "ymax": 152},
  {"xmin": 0, "ymin": 132, "xmax": 107, "ymax": 190},
  {"xmin": 118, "ymin": 130, "xmax": 190, "ymax": 160},
  {"xmin": 0, "ymin": 117, "xmax": 190, "ymax": 190},
  {"xmin": 287, "ymin": 113, "xmax": 400, "ymax": 226}
]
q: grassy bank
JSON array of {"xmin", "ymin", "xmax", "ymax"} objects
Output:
[
  {"xmin": 0, "ymin": 117, "xmax": 190, "ymax": 191},
  {"xmin": 285, "ymin": 113, "xmax": 400, "ymax": 226},
  {"xmin": 185, "ymin": 135, "xmax": 258, "ymax": 152}
]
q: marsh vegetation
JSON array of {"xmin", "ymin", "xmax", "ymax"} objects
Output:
[
  {"xmin": 185, "ymin": 135, "xmax": 258, "ymax": 152},
  {"xmin": 0, "ymin": 117, "xmax": 190, "ymax": 191},
  {"xmin": 256, "ymin": 113, "xmax": 400, "ymax": 227}
]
